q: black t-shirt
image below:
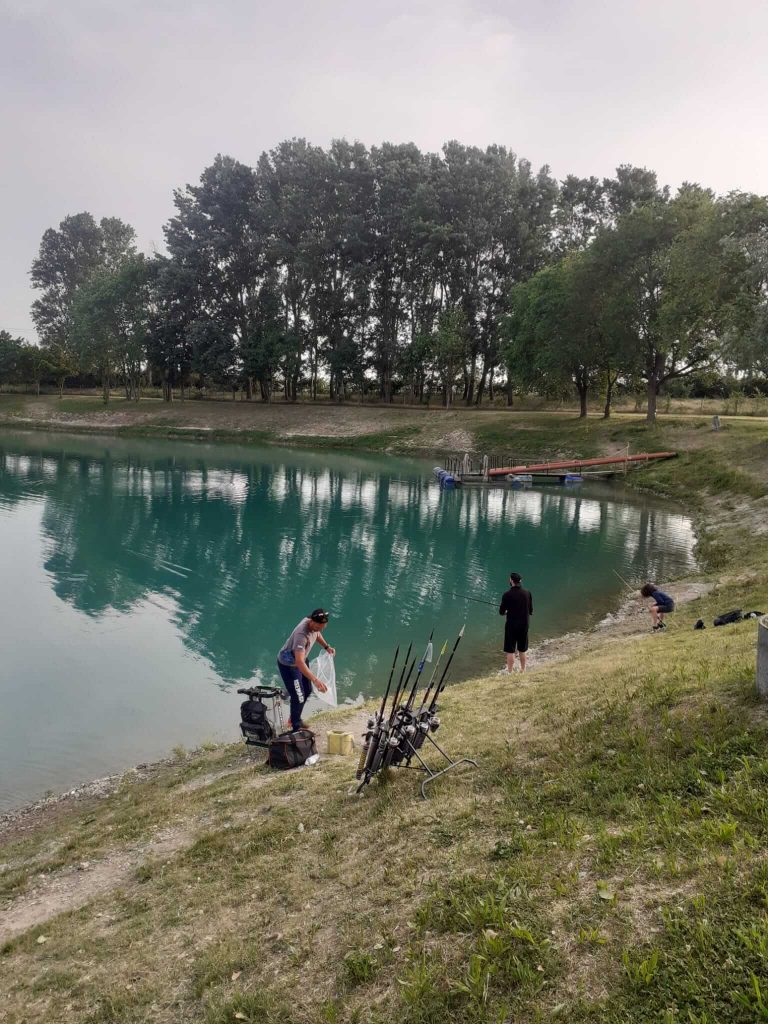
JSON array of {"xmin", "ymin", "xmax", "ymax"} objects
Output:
[{"xmin": 499, "ymin": 586, "xmax": 533, "ymax": 626}]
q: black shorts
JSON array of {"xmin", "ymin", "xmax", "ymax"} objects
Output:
[{"xmin": 504, "ymin": 622, "xmax": 529, "ymax": 654}]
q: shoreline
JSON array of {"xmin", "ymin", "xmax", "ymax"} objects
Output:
[
  {"xmin": 3, "ymin": 407, "xmax": 766, "ymax": 1023},
  {"xmin": 0, "ymin": 575, "xmax": 710, "ymax": 838},
  {"xmin": 0, "ymin": 415, "xmax": 708, "ymax": 830}
]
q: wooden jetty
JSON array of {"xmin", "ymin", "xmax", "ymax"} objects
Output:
[{"xmin": 442, "ymin": 451, "xmax": 677, "ymax": 486}]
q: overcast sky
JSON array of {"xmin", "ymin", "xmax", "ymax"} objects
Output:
[{"xmin": 2, "ymin": 0, "xmax": 767, "ymax": 340}]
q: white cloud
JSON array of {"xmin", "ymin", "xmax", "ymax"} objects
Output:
[{"xmin": 2, "ymin": 0, "xmax": 767, "ymax": 339}]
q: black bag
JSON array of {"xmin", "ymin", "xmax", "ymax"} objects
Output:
[
  {"xmin": 267, "ymin": 729, "xmax": 317, "ymax": 770},
  {"xmin": 240, "ymin": 699, "xmax": 274, "ymax": 745},
  {"xmin": 713, "ymin": 609, "xmax": 742, "ymax": 627}
]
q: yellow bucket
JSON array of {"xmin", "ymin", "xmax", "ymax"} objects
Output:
[{"xmin": 327, "ymin": 731, "xmax": 354, "ymax": 756}]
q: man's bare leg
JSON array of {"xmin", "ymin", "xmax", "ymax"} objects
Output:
[
  {"xmin": 506, "ymin": 653, "xmax": 515, "ymax": 672},
  {"xmin": 519, "ymin": 652, "xmax": 527, "ymax": 673}
]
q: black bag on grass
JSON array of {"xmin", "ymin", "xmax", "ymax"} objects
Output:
[
  {"xmin": 268, "ymin": 729, "xmax": 317, "ymax": 770},
  {"xmin": 713, "ymin": 609, "xmax": 742, "ymax": 627}
]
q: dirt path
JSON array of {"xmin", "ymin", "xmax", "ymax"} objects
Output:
[
  {"xmin": 528, "ymin": 579, "xmax": 716, "ymax": 669},
  {"xmin": 0, "ymin": 709, "xmax": 369, "ymax": 945},
  {"xmin": 0, "ymin": 828, "xmax": 193, "ymax": 944}
]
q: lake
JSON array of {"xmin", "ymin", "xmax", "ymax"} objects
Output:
[{"xmin": 0, "ymin": 429, "xmax": 696, "ymax": 811}]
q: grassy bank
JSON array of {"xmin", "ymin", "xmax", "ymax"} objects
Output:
[
  {"xmin": 1, "ymin": 411, "xmax": 768, "ymax": 1023},
  {"xmin": 1, "ymin": 392, "xmax": 767, "ymax": 463}
]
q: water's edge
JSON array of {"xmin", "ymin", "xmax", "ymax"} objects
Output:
[
  {"xmin": 0, "ymin": 428, "xmax": 701, "ymax": 820},
  {"xmin": 0, "ymin": 575, "xmax": 712, "ymax": 832}
]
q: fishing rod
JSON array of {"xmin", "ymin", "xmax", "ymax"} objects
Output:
[
  {"xmin": 428, "ymin": 582, "xmax": 498, "ymax": 609},
  {"xmin": 428, "ymin": 624, "xmax": 466, "ymax": 713},
  {"xmin": 356, "ymin": 644, "xmax": 399, "ymax": 781},
  {"xmin": 351, "ymin": 624, "xmax": 478, "ymax": 797},
  {"xmin": 398, "ymin": 624, "xmax": 467, "ymax": 771},
  {"xmin": 379, "ymin": 645, "xmax": 400, "ymax": 715},
  {"xmin": 404, "ymin": 630, "xmax": 434, "ymax": 711},
  {"xmin": 388, "ymin": 642, "xmax": 413, "ymax": 718},
  {"xmin": 385, "ymin": 632, "xmax": 436, "ymax": 769},
  {"xmin": 357, "ymin": 642, "xmax": 413, "ymax": 788},
  {"xmin": 417, "ymin": 638, "xmax": 448, "ymax": 713},
  {"xmin": 390, "ymin": 656, "xmax": 417, "ymax": 724},
  {"xmin": 612, "ymin": 568, "xmax": 640, "ymax": 590},
  {"xmin": 449, "ymin": 591, "xmax": 498, "ymax": 608}
]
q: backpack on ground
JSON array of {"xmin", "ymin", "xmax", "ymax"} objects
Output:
[
  {"xmin": 267, "ymin": 729, "xmax": 317, "ymax": 770},
  {"xmin": 240, "ymin": 698, "xmax": 275, "ymax": 745},
  {"xmin": 237, "ymin": 685, "xmax": 286, "ymax": 747},
  {"xmin": 713, "ymin": 609, "xmax": 742, "ymax": 627}
]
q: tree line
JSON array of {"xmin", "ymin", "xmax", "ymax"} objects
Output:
[{"xmin": 2, "ymin": 139, "xmax": 766, "ymax": 422}]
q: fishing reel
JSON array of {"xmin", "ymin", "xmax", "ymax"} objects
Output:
[{"xmin": 352, "ymin": 625, "xmax": 471, "ymax": 798}]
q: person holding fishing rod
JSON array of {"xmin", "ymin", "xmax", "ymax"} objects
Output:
[
  {"xmin": 499, "ymin": 572, "xmax": 533, "ymax": 674},
  {"xmin": 277, "ymin": 609, "xmax": 335, "ymax": 731},
  {"xmin": 640, "ymin": 582, "xmax": 675, "ymax": 631},
  {"xmin": 612, "ymin": 570, "xmax": 675, "ymax": 633}
]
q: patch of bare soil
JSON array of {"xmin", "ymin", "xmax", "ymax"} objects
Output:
[
  {"xmin": 0, "ymin": 827, "xmax": 193, "ymax": 945},
  {"xmin": 528, "ymin": 580, "xmax": 715, "ymax": 671},
  {"xmin": 0, "ymin": 765, "xmax": 164, "ymax": 845},
  {"xmin": 706, "ymin": 492, "xmax": 768, "ymax": 537},
  {"xmin": 276, "ymin": 406, "xmax": 420, "ymax": 438},
  {"xmin": 422, "ymin": 426, "xmax": 475, "ymax": 453},
  {"xmin": 2, "ymin": 397, "xmax": 431, "ymax": 441},
  {"xmin": 0, "ymin": 709, "xmax": 368, "ymax": 945}
]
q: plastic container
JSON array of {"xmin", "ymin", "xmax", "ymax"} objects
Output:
[{"xmin": 327, "ymin": 731, "xmax": 355, "ymax": 756}]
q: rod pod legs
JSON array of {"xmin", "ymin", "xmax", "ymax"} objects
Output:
[{"xmin": 401, "ymin": 732, "xmax": 478, "ymax": 800}]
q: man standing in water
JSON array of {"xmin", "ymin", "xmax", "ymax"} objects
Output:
[
  {"xmin": 499, "ymin": 572, "xmax": 533, "ymax": 673},
  {"xmin": 277, "ymin": 609, "xmax": 335, "ymax": 730}
]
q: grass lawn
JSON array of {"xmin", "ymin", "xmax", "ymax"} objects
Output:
[{"xmin": 1, "ymin": 411, "xmax": 767, "ymax": 1023}]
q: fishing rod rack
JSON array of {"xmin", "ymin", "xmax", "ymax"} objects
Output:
[
  {"xmin": 386, "ymin": 714, "xmax": 478, "ymax": 800},
  {"xmin": 353, "ymin": 628, "xmax": 477, "ymax": 799}
]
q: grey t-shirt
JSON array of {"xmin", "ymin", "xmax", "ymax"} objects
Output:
[{"xmin": 278, "ymin": 617, "xmax": 318, "ymax": 666}]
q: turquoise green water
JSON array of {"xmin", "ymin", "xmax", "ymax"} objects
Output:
[{"xmin": 0, "ymin": 430, "xmax": 696, "ymax": 811}]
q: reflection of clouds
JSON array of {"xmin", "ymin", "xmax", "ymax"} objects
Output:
[
  {"xmin": 349, "ymin": 521, "xmax": 376, "ymax": 557},
  {"xmin": 3, "ymin": 454, "xmax": 31, "ymax": 475},
  {"xmin": 278, "ymin": 536, "xmax": 295, "ymax": 561},
  {"xmin": 315, "ymin": 472, "xmax": 331, "ymax": 503},
  {"xmin": 339, "ymin": 479, "xmax": 357, "ymax": 509},
  {"xmin": 358, "ymin": 478, "xmax": 378, "ymax": 511},
  {"xmin": 269, "ymin": 467, "xmax": 287, "ymax": 501},
  {"xmin": 206, "ymin": 471, "xmax": 248, "ymax": 504},
  {"xmin": 575, "ymin": 499, "xmax": 602, "ymax": 532},
  {"xmin": 1, "ymin": 434, "xmax": 698, "ymax": 691},
  {"xmin": 486, "ymin": 488, "xmax": 545, "ymax": 527},
  {"xmin": 385, "ymin": 480, "xmax": 413, "ymax": 510}
]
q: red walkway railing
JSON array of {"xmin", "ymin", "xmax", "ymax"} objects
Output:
[{"xmin": 487, "ymin": 452, "xmax": 677, "ymax": 477}]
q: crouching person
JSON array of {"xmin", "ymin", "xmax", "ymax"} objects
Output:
[
  {"xmin": 640, "ymin": 583, "xmax": 675, "ymax": 631},
  {"xmin": 277, "ymin": 609, "xmax": 335, "ymax": 730}
]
